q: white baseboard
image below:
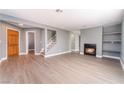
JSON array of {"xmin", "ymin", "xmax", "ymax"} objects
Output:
[
  {"xmin": 71, "ymin": 49, "xmax": 75, "ymax": 51},
  {"xmin": 80, "ymin": 52, "xmax": 84, "ymax": 55},
  {"xmin": 0, "ymin": 57, "xmax": 7, "ymax": 63},
  {"xmin": 20, "ymin": 52, "xmax": 41, "ymax": 55},
  {"xmin": 20, "ymin": 52, "xmax": 27, "ymax": 55},
  {"xmin": 35, "ymin": 53, "xmax": 41, "ymax": 55},
  {"xmin": 45, "ymin": 51, "xmax": 71, "ymax": 57},
  {"xmin": 29, "ymin": 49, "xmax": 35, "ymax": 51},
  {"xmin": 120, "ymin": 58, "xmax": 124, "ymax": 70},
  {"xmin": 75, "ymin": 49, "xmax": 79, "ymax": 51},
  {"xmin": 1, "ymin": 57, "xmax": 7, "ymax": 61},
  {"xmin": 72, "ymin": 49, "xmax": 79, "ymax": 52},
  {"xmin": 102, "ymin": 55, "xmax": 120, "ymax": 60},
  {"xmin": 96, "ymin": 55, "xmax": 102, "ymax": 58}
]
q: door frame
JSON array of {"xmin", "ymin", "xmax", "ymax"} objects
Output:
[
  {"xmin": 26, "ymin": 31, "xmax": 36, "ymax": 54},
  {"xmin": 6, "ymin": 27, "xmax": 20, "ymax": 58}
]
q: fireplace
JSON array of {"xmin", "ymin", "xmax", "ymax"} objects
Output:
[{"xmin": 84, "ymin": 44, "xmax": 96, "ymax": 56}]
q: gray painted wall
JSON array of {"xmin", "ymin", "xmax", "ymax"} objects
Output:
[
  {"xmin": 0, "ymin": 21, "xmax": 70, "ymax": 59},
  {"xmin": 21, "ymin": 28, "xmax": 43, "ymax": 54},
  {"xmin": 41, "ymin": 30, "xmax": 45, "ymax": 49},
  {"xmin": 69, "ymin": 32, "xmax": 80, "ymax": 52},
  {"xmin": 0, "ymin": 22, "xmax": 44, "ymax": 58},
  {"xmin": 20, "ymin": 30, "xmax": 26, "ymax": 53},
  {"xmin": 121, "ymin": 21, "xmax": 124, "ymax": 63},
  {"xmin": 74, "ymin": 33, "xmax": 79, "ymax": 51},
  {"xmin": 80, "ymin": 26, "xmax": 103, "ymax": 57},
  {"xmin": 0, "ymin": 14, "xmax": 71, "ymax": 59},
  {"xmin": 70, "ymin": 32, "xmax": 75, "ymax": 51},
  {"xmin": 0, "ymin": 19, "xmax": 73, "ymax": 61},
  {"xmin": 21, "ymin": 28, "xmax": 70, "ymax": 55},
  {"xmin": 35, "ymin": 29, "xmax": 43, "ymax": 53},
  {"xmin": 0, "ymin": 22, "xmax": 2, "ymax": 60},
  {"xmin": 104, "ymin": 24, "xmax": 121, "ymax": 33},
  {"xmin": 47, "ymin": 30, "xmax": 70, "ymax": 55}
]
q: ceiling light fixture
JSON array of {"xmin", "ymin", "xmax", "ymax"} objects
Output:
[{"xmin": 56, "ymin": 9, "xmax": 63, "ymax": 13}]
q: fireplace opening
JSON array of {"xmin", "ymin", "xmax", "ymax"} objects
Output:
[{"xmin": 84, "ymin": 44, "xmax": 96, "ymax": 56}]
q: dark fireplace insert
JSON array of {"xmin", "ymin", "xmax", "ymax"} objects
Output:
[{"xmin": 84, "ymin": 44, "xmax": 96, "ymax": 56}]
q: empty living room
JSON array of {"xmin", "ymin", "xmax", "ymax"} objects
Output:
[{"xmin": 0, "ymin": 9, "xmax": 124, "ymax": 84}]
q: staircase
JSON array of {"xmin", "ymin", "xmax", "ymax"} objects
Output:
[{"xmin": 40, "ymin": 35, "xmax": 56, "ymax": 56}]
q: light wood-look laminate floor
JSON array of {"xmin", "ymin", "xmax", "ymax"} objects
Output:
[{"xmin": 0, "ymin": 53, "xmax": 124, "ymax": 84}]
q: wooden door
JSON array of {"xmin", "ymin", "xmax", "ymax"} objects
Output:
[{"xmin": 8, "ymin": 29, "xmax": 19, "ymax": 57}]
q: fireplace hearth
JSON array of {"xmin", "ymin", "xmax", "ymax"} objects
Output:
[{"xmin": 84, "ymin": 44, "xmax": 96, "ymax": 56}]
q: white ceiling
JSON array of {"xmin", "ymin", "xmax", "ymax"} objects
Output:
[{"xmin": 0, "ymin": 9, "xmax": 123, "ymax": 31}]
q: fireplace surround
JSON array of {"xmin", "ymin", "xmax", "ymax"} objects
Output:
[{"xmin": 84, "ymin": 44, "xmax": 96, "ymax": 56}]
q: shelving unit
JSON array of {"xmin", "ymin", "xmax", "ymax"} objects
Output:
[
  {"xmin": 103, "ymin": 40, "xmax": 121, "ymax": 43},
  {"xmin": 104, "ymin": 32, "xmax": 121, "ymax": 35},
  {"xmin": 103, "ymin": 50, "xmax": 120, "ymax": 53},
  {"xmin": 102, "ymin": 24, "xmax": 121, "ymax": 59}
]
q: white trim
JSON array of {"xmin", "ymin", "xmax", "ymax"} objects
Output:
[
  {"xmin": 44, "ymin": 28, "xmax": 48, "ymax": 53},
  {"xmin": 74, "ymin": 49, "xmax": 79, "ymax": 52},
  {"xmin": 71, "ymin": 49, "xmax": 75, "ymax": 51},
  {"xmin": 0, "ymin": 57, "xmax": 7, "ymax": 63},
  {"xmin": 6, "ymin": 27, "xmax": 21, "ymax": 59},
  {"xmin": 26, "ymin": 31, "xmax": 36, "ymax": 55},
  {"xmin": 19, "ymin": 52, "xmax": 27, "ymax": 55},
  {"xmin": 102, "ymin": 55, "xmax": 120, "ymax": 60},
  {"xmin": 120, "ymin": 58, "xmax": 124, "ymax": 70},
  {"xmin": 1, "ymin": 57, "xmax": 7, "ymax": 61},
  {"xmin": 80, "ymin": 52, "xmax": 84, "ymax": 55},
  {"xmin": 0, "ymin": 59, "xmax": 2, "ymax": 63},
  {"xmin": 45, "ymin": 51, "xmax": 71, "ymax": 57},
  {"xmin": 96, "ymin": 55, "xmax": 102, "ymax": 58},
  {"xmin": 1, "ymin": 57, "xmax": 7, "ymax": 62},
  {"xmin": 71, "ymin": 49, "xmax": 79, "ymax": 52},
  {"xmin": 29, "ymin": 49, "xmax": 35, "ymax": 51},
  {"xmin": 35, "ymin": 53, "xmax": 41, "ymax": 55}
]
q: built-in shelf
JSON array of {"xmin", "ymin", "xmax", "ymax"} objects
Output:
[
  {"xmin": 103, "ymin": 50, "xmax": 121, "ymax": 53},
  {"xmin": 103, "ymin": 40, "xmax": 121, "ymax": 43},
  {"xmin": 104, "ymin": 32, "xmax": 121, "ymax": 35},
  {"xmin": 102, "ymin": 24, "xmax": 121, "ymax": 59}
]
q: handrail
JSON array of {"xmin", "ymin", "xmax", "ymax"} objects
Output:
[
  {"xmin": 47, "ymin": 34, "xmax": 56, "ymax": 44},
  {"xmin": 41, "ymin": 34, "xmax": 57, "ymax": 54}
]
